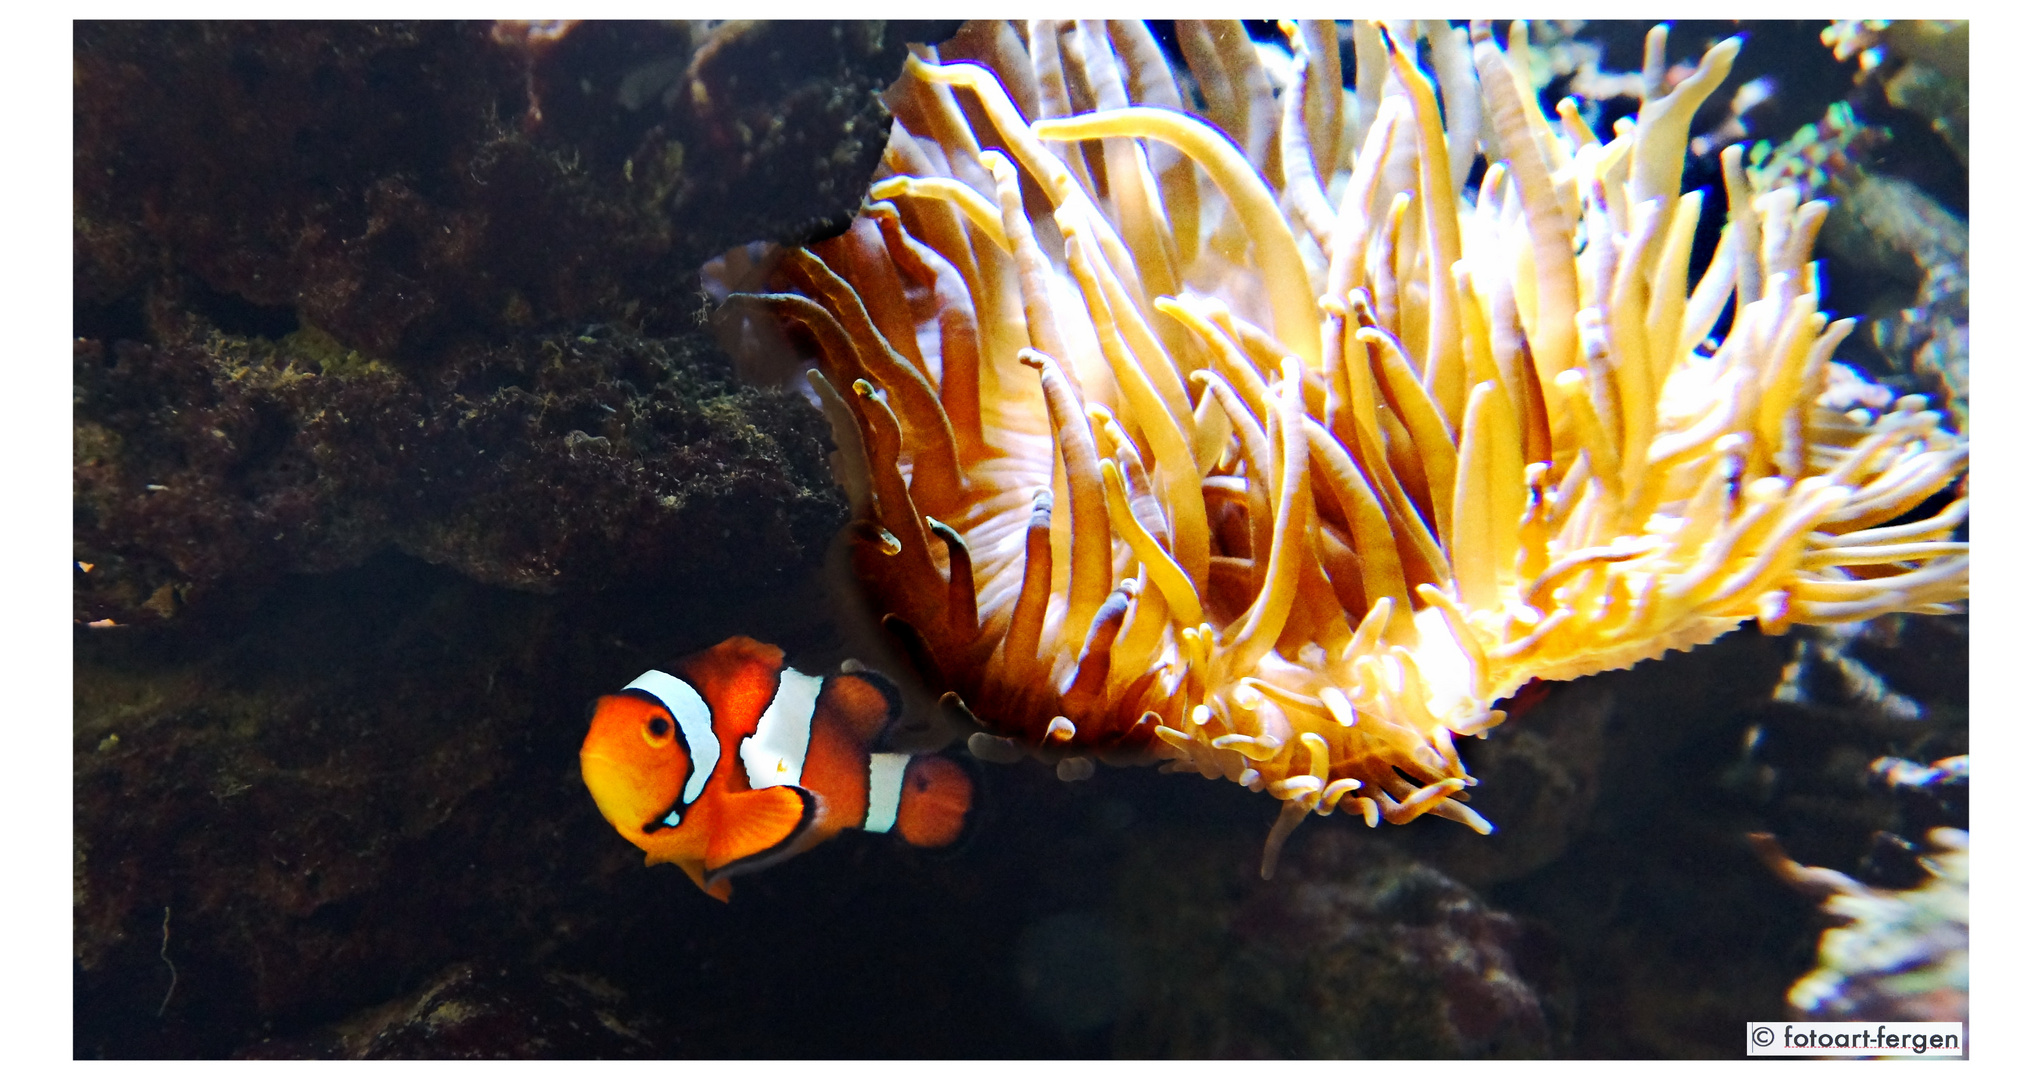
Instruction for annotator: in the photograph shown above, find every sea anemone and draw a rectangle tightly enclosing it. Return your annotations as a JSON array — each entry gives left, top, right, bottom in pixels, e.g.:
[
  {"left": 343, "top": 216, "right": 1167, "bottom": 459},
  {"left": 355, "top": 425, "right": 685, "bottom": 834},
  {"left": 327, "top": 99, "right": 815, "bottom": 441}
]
[{"left": 730, "top": 20, "right": 1969, "bottom": 870}]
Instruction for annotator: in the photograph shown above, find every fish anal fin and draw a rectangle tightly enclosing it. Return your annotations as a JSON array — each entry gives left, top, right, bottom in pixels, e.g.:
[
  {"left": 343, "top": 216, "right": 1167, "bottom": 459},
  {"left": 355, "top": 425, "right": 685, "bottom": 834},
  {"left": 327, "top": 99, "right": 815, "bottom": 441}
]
[
  {"left": 703, "top": 785, "right": 820, "bottom": 880},
  {"left": 645, "top": 851, "right": 732, "bottom": 903}
]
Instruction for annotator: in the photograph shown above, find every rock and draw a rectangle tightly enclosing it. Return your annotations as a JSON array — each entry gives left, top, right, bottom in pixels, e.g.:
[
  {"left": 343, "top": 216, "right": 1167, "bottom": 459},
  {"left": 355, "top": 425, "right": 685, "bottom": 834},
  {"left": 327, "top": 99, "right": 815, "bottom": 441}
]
[
  {"left": 235, "top": 964, "right": 667, "bottom": 1059},
  {"left": 1111, "top": 829, "right": 1566, "bottom": 1058},
  {"left": 73, "top": 19, "right": 961, "bottom": 626}
]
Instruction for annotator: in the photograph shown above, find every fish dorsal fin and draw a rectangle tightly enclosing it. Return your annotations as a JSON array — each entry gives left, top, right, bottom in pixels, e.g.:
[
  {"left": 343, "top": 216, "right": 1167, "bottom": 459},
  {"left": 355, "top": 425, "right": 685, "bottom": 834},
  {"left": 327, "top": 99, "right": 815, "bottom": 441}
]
[
  {"left": 678, "top": 637, "right": 785, "bottom": 748},
  {"left": 814, "top": 670, "right": 901, "bottom": 746}
]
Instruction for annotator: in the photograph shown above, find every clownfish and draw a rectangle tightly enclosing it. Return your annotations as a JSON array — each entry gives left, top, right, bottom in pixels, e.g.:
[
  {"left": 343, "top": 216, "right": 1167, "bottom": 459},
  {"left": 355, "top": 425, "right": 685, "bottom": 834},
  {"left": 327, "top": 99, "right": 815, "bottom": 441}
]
[{"left": 580, "top": 636, "right": 972, "bottom": 900}]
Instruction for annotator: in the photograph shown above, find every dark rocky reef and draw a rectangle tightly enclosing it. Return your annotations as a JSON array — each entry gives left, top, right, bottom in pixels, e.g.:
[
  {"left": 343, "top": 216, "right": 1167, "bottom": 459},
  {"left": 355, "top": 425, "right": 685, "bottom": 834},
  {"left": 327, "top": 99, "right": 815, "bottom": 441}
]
[
  {"left": 235, "top": 964, "right": 675, "bottom": 1059},
  {"left": 74, "top": 19, "right": 959, "bottom": 625},
  {"left": 1111, "top": 829, "right": 1567, "bottom": 1058},
  {"left": 73, "top": 17, "right": 966, "bottom": 1058},
  {"left": 74, "top": 21, "right": 950, "bottom": 359},
  {"left": 74, "top": 326, "right": 841, "bottom": 620},
  {"left": 1091, "top": 613, "right": 1962, "bottom": 1059}
]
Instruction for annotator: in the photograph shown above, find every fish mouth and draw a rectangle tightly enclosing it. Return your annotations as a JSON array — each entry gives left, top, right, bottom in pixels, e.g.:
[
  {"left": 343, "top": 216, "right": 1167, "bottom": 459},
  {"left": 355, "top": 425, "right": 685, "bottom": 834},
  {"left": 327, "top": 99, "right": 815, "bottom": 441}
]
[{"left": 579, "top": 747, "right": 674, "bottom": 841}]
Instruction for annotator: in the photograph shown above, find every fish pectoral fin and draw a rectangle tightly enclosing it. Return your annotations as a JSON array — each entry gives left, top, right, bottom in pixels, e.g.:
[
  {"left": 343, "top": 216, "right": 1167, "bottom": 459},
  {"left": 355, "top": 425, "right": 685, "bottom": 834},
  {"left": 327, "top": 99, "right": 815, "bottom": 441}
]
[{"left": 702, "top": 785, "right": 821, "bottom": 880}]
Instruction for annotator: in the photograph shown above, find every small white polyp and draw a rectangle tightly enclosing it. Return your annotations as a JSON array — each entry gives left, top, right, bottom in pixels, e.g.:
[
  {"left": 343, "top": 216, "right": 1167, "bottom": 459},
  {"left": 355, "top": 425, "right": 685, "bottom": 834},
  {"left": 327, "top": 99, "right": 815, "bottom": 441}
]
[
  {"left": 624, "top": 670, "right": 718, "bottom": 806},
  {"left": 862, "top": 752, "right": 911, "bottom": 832}
]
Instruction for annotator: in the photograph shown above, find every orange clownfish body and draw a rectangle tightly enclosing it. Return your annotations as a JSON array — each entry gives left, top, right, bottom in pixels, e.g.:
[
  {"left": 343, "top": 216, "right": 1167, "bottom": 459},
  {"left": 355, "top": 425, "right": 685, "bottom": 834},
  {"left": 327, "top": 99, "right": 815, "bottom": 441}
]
[{"left": 580, "top": 636, "right": 972, "bottom": 900}]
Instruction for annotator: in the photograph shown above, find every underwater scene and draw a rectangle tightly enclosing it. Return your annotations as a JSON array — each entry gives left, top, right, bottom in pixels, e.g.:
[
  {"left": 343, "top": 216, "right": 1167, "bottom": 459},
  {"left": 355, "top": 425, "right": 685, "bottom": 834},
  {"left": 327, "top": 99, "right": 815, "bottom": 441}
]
[{"left": 74, "top": 20, "right": 1969, "bottom": 1059}]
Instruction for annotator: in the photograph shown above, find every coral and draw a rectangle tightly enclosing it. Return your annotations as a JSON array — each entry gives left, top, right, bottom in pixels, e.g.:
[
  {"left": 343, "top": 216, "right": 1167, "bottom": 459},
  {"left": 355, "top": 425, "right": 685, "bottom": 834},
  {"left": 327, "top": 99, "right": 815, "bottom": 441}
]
[
  {"left": 70, "top": 18, "right": 962, "bottom": 1059},
  {"left": 1754, "top": 824, "right": 1968, "bottom": 1023},
  {"left": 74, "top": 326, "right": 843, "bottom": 624},
  {"left": 73, "top": 20, "right": 953, "bottom": 356},
  {"left": 1463, "top": 623, "right": 1877, "bottom": 1057},
  {"left": 1751, "top": 106, "right": 1968, "bottom": 431},
  {"left": 71, "top": 20, "right": 979, "bottom": 624},
  {"left": 1111, "top": 829, "right": 1564, "bottom": 1057},
  {"left": 1823, "top": 21, "right": 1967, "bottom": 165},
  {"left": 1748, "top": 608, "right": 1967, "bottom": 875},
  {"left": 736, "top": 19, "right": 1969, "bottom": 854},
  {"left": 235, "top": 964, "right": 671, "bottom": 1058},
  {"left": 75, "top": 557, "right": 592, "bottom": 1047}
]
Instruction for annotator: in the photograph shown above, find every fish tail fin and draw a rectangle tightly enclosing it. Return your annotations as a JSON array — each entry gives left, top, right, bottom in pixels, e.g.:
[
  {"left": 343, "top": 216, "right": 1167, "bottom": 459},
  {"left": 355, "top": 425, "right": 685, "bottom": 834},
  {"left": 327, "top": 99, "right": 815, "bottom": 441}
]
[{"left": 894, "top": 755, "right": 973, "bottom": 848}]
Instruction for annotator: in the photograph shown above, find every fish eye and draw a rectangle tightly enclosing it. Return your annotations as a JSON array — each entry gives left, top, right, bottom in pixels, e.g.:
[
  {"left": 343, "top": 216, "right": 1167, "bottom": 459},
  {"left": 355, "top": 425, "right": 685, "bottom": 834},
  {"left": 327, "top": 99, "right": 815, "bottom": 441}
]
[
  {"left": 641, "top": 713, "right": 673, "bottom": 747},
  {"left": 648, "top": 716, "right": 669, "bottom": 737}
]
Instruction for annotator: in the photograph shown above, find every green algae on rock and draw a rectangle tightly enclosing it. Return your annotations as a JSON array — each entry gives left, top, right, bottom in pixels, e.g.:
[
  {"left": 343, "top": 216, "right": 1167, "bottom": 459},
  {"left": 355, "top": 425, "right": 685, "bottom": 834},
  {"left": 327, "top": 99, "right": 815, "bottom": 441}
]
[
  {"left": 74, "top": 326, "right": 844, "bottom": 625},
  {"left": 73, "top": 20, "right": 967, "bottom": 626}
]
